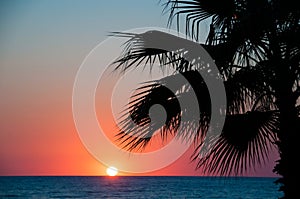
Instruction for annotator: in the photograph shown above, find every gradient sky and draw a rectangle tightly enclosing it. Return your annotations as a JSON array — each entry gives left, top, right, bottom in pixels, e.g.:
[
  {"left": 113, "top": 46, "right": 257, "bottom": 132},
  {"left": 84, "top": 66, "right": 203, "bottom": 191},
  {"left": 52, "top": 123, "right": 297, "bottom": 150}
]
[{"left": 0, "top": 0, "right": 278, "bottom": 176}]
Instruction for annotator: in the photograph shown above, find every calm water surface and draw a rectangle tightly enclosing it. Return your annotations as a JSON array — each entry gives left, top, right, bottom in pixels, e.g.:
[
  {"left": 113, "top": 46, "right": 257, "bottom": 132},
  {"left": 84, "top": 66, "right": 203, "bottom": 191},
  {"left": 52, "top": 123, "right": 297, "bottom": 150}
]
[{"left": 0, "top": 176, "right": 283, "bottom": 198}]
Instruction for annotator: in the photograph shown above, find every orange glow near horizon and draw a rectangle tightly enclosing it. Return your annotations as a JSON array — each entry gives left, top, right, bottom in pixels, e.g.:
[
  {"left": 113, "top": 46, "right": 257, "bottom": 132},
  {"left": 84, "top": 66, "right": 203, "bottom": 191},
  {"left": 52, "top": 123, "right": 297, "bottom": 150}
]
[{"left": 0, "top": 85, "right": 280, "bottom": 177}]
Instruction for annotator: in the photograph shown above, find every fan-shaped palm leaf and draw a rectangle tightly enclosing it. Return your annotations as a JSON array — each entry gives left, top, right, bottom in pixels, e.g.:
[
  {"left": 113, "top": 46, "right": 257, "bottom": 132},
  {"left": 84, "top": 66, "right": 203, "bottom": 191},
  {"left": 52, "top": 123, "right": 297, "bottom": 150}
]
[
  {"left": 193, "top": 110, "right": 279, "bottom": 175},
  {"left": 116, "top": 70, "right": 211, "bottom": 150}
]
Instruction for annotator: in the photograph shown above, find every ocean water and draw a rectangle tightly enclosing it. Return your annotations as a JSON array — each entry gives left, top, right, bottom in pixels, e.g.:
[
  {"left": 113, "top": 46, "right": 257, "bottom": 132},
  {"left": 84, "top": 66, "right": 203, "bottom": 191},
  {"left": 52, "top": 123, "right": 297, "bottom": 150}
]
[{"left": 0, "top": 176, "right": 283, "bottom": 198}]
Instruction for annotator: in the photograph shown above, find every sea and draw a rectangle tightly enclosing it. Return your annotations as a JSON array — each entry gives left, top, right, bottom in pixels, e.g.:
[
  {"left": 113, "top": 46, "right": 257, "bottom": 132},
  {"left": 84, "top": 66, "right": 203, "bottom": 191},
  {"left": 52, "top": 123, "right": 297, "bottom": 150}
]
[{"left": 0, "top": 176, "right": 283, "bottom": 198}]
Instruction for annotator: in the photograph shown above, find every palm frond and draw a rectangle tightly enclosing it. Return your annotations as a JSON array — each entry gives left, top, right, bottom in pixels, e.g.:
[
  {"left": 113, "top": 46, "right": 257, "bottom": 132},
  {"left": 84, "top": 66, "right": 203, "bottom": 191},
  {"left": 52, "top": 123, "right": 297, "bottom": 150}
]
[
  {"left": 163, "top": 0, "right": 236, "bottom": 40},
  {"left": 111, "top": 31, "right": 192, "bottom": 72},
  {"left": 193, "top": 110, "right": 279, "bottom": 175},
  {"left": 116, "top": 83, "right": 180, "bottom": 151},
  {"left": 225, "top": 61, "right": 277, "bottom": 114},
  {"left": 202, "top": 40, "right": 270, "bottom": 78},
  {"left": 116, "top": 70, "right": 211, "bottom": 150},
  {"left": 111, "top": 30, "right": 231, "bottom": 76},
  {"left": 277, "top": 21, "right": 300, "bottom": 62}
]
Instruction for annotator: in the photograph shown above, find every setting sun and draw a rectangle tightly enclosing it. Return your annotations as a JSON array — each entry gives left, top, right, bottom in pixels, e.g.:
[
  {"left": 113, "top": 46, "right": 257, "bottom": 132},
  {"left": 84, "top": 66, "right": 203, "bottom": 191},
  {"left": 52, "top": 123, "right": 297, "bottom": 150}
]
[{"left": 106, "top": 166, "right": 118, "bottom": 176}]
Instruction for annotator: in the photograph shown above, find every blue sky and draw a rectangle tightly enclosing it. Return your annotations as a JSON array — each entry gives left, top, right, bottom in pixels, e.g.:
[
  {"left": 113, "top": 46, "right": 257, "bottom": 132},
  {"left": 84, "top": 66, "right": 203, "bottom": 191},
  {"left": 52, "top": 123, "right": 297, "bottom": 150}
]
[{"left": 0, "top": 1, "right": 177, "bottom": 86}]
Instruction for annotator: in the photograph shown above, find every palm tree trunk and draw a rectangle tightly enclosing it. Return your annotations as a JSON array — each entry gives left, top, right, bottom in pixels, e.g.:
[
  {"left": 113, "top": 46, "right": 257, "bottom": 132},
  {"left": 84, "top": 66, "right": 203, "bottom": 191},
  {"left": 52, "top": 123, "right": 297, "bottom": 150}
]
[{"left": 274, "top": 90, "right": 299, "bottom": 198}]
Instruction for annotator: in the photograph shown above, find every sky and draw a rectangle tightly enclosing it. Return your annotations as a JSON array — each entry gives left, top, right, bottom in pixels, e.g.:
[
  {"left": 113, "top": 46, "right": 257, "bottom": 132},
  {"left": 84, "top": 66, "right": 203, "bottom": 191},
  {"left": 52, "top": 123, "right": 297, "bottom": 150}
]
[{"left": 0, "top": 0, "right": 278, "bottom": 176}]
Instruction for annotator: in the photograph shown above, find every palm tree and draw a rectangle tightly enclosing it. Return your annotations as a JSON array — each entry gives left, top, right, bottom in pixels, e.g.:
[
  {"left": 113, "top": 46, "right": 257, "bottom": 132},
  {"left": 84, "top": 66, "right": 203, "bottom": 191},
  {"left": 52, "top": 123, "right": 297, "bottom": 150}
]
[{"left": 112, "top": 0, "right": 299, "bottom": 198}]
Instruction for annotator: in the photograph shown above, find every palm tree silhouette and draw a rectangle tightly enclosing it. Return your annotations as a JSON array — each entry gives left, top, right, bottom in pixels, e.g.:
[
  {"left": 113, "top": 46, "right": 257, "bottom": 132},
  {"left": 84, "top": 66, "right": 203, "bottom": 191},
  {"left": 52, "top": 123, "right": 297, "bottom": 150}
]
[{"left": 112, "top": 0, "right": 299, "bottom": 198}]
